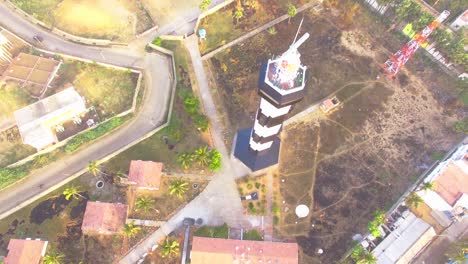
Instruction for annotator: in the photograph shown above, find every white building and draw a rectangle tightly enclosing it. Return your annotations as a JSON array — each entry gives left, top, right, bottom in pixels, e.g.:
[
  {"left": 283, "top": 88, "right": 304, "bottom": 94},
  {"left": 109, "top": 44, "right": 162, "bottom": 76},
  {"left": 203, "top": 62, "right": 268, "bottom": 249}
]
[
  {"left": 14, "top": 87, "right": 86, "bottom": 150},
  {"left": 372, "top": 211, "right": 436, "bottom": 264},
  {"left": 417, "top": 143, "right": 468, "bottom": 225},
  {"left": 450, "top": 9, "right": 468, "bottom": 31}
]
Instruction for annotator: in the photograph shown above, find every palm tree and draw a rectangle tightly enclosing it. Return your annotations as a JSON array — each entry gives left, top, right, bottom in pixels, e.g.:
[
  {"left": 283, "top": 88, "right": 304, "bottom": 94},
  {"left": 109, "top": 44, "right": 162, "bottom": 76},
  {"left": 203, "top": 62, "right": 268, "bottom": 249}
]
[
  {"left": 88, "top": 160, "right": 100, "bottom": 176},
  {"left": 63, "top": 186, "right": 85, "bottom": 201},
  {"left": 194, "top": 146, "right": 211, "bottom": 167},
  {"left": 267, "top": 26, "right": 277, "bottom": 35},
  {"left": 169, "top": 179, "right": 189, "bottom": 198},
  {"left": 177, "top": 153, "right": 194, "bottom": 170},
  {"left": 419, "top": 181, "right": 435, "bottom": 191},
  {"left": 160, "top": 238, "right": 180, "bottom": 258},
  {"left": 135, "top": 197, "right": 154, "bottom": 213},
  {"left": 405, "top": 191, "right": 423, "bottom": 208},
  {"left": 287, "top": 4, "right": 297, "bottom": 24},
  {"left": 351, "top": 245, "right": 377, "bottom": 264},
  {"left": 234, "top": 7, "right": 244, "bottom": 23},
  {"left": 122, "top": 222, "right": 141, "bottom": 238},
  {"left": 43, "top": 250, "right": 65, "bottom": 264}
]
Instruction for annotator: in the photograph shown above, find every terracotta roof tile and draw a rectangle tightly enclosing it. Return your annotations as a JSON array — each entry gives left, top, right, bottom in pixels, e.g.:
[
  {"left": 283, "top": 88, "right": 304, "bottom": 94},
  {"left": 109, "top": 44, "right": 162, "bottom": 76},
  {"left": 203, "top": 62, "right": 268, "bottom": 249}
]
[
  {"left": 4, "top": 239, "right": 47, "bottom": 264},
  {"left": 191, "top": 237, "right": 299, "bottom": 264},
  {"left": 81, "top": 201, "right": 128, "bottom": 234},
  {"left": 128, "top": 160, "right": 163, "bottom": 189}
]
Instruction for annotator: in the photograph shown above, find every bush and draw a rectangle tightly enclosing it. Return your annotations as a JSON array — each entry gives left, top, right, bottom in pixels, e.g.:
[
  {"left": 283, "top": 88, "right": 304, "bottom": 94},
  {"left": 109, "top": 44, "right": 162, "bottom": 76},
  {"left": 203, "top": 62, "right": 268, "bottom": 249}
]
[
  {"left": 254, "top": 182, "right": 261, "bottom": 189},
  {"left": 183, "top": 95, "right": 200, "bottom": 116},
  {"left": 213, "top": 224, "right": 229, "bottom": 238},
  {"left": 248, "top": 202, "right": 254, "bottom": 210},
  {"left": 152, "top": 37, "right": 162, "bottom": 46},
  {"left": 208, "top": 149, "right": 222, "bottom": 171},
  {"left": 272, "top": 202, "right": 280, "bottom": 215},
  {"left": 273, "top": 215, "right": 279, "bottom": 225},
  {"left": 194, "top": 114, "right": 209, "bottom": 131},
  {"left": 453, "top": 118, "right": 468, "bottom": 134},
  {"left": 194, "top": 224, "right": 228, "bottom": 238},
  {"left": 65, "top": 117, "right": 124, "bottom": 153},
  {"left": 246, "top": 183, "right": 253, "bottom": 190},
  {"left": 0, "top": 162, "right": 33, "bottom": 190},
  {"left": 243, "top": 230, "right": 263, "bottom": 241}
]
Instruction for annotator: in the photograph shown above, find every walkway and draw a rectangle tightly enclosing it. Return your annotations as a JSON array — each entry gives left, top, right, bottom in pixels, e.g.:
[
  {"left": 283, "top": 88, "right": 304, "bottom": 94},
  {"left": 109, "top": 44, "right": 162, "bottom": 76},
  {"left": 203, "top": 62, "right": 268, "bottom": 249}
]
[{"left": 118, "top": 34, "right": 252, "bottom": 264}]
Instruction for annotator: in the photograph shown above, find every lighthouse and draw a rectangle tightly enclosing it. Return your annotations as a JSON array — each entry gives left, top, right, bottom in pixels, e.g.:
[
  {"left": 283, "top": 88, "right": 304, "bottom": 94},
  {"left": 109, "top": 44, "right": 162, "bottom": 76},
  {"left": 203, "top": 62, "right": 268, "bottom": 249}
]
[{"left": 233, "top": 32, "right": 309, "bottom": 171}]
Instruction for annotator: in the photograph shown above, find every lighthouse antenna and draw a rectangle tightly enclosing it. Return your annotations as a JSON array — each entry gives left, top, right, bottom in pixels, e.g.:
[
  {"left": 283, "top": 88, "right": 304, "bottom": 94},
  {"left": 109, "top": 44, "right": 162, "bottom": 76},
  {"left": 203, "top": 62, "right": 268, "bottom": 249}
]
[{"left": 292, "top": 16, "right": 305, "bottom": 46}]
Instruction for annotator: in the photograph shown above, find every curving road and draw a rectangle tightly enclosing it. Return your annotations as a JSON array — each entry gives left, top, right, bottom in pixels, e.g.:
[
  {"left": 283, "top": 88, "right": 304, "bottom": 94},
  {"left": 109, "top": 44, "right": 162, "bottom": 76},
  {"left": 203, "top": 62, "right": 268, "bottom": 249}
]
[{"left": 0, "top": 3, "right": 173, "bottom": 219}]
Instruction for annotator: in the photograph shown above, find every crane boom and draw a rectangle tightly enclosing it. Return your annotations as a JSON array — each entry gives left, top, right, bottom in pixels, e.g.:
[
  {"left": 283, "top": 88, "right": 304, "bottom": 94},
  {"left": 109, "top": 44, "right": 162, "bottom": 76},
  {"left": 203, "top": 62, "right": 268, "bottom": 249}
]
[{"left": 381, "top": 10, "right": 450, "bottom": 78}]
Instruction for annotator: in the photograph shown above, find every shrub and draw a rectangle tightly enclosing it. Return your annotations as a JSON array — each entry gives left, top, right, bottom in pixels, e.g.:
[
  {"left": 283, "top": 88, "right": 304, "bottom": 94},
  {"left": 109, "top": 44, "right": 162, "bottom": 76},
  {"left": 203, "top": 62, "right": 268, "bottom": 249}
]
[
  {"left": 213, "top": 224, "right": 229, "bottom": 238},
  {"left": 273, "top": 215, "right": 279, "bottom": 225},
  {"left": 194, "top": 114, "right": 209, "bottom": 131},
  {"left": 246, "top": 183, "right": 253, "bottom": 190},
  {"left": 431, "top": 151, "right": 445, "bottom": 161},
  {"left": 243, "top": 230, "right": 263, "bottom": 241},
  {"left": 183, "top": 95, "right": 200, "bottom": 116},
  {"left": 65, "top": 117, "right": 124, "bottom": 153},
  {"left": 272, "top": 202, "right": 280, "bottom": 215},
  {"left": 0, "top": 162, "right": 33, "bottom": 190},
  {"left": 208, "top": 149, "right": 222, "bottom": 171},
  {"left": 255, "top": 182, "right": 261, "bottom": 189},
  {"left": 453, "top": 118, "right": 468, "bottom": 134},
  {"left": 248, "top": 202, "right": 254, "bottom": 210},
  {"left": 152, "top": 37, "right": 162, "bottom": 46}
]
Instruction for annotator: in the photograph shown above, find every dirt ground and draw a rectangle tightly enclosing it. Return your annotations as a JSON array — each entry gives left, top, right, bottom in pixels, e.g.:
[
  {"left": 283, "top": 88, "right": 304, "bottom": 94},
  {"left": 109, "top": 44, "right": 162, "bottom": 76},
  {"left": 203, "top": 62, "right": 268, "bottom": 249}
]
[{"left": 208, "top": 7, "right": 465, "bottom": 263}]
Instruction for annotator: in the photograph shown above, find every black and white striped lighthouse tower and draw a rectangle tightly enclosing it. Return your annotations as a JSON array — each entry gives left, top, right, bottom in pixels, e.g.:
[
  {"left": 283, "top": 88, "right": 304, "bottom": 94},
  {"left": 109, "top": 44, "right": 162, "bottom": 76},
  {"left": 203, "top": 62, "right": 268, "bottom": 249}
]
[{"left": 234, "top": 32, "right": 309, "bottom": 171}]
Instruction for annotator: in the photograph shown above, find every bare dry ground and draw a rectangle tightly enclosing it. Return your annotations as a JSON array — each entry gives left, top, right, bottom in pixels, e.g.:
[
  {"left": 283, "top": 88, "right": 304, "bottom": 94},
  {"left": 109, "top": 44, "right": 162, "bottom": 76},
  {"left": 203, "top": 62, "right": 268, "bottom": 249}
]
[{"left": 208, "top": 6, "right": 465, "bottom": 263}]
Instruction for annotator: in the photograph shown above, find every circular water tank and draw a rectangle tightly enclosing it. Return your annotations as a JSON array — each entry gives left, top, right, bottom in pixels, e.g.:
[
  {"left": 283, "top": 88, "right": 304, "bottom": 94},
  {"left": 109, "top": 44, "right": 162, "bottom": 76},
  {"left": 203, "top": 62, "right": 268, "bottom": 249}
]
[{"left": 295, "top": 204, "right": 309, "bottom": 218}]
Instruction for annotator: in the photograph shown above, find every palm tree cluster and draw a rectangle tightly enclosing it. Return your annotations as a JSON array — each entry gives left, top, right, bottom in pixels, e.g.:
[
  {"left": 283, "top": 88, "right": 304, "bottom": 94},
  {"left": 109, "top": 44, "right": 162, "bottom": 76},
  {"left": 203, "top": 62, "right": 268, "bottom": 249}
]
[
  {"left": 122, "top": 222, "right": 141, "bottom": 238},
  {"left": 63, "top": 186, "right": 85, "bottom": 201},
  {"left": 177, "top": 146, "right": 221, "bottom": 171},
  {"left": 405, "top": 191, "right": 423, "bottom": 208},
  {"left": 43, "top": 250, "right": 65, "bottom": 264},
  {"left": 135, "top": 197, "right": 155, "bottom": 213},
  {"left": 351, "top": 245, "right": 377, "bottom": 264}
]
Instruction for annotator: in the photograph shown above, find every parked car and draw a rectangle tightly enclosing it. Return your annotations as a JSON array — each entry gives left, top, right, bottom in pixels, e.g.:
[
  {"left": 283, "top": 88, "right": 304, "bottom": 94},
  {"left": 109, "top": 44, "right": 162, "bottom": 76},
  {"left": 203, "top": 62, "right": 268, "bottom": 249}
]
[
  {"left": 240, "top": 192, "right": 258, "bottom": 201},
  {"left": 33, "top": 35, "right": 43, "bottom": 42}
]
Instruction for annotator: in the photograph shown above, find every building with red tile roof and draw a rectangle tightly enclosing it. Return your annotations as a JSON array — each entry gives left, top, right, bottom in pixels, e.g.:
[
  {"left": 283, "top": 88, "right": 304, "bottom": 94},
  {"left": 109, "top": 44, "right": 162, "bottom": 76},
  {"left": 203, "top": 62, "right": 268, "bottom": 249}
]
[
  {"left": 190, "top": 237, "right": 299, "bottom": 264},
  {"left": 4, "top": 238, "right": 48, "bottom": 264},
  {"left": 128, "top": 160, "right": 163, "bottom": 190},
  {"left": 81, "top": 201, "right": 128, "bottom": 235}
]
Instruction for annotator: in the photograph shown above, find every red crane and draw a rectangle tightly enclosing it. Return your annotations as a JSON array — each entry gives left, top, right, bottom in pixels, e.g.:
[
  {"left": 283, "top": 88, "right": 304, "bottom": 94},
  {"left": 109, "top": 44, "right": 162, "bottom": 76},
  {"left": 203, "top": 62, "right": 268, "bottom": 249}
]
[{"left": 381, "top": 10, "right": 450, "bottom": 79}]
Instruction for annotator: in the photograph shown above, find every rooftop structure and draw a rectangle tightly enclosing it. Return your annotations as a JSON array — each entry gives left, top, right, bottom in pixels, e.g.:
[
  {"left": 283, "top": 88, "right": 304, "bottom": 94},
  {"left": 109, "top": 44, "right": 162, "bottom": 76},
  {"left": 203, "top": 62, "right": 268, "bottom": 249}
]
[
  {"left": 190, "top": 237, "right": 299, "bottom": 264},
  {"left": 81, "top": 201, "right": 128, "bottom": 235},
  {"left": 14, "top": 87, "right": 86, "bottom": 150},
  {"left": 4, "top": 238, "right": 48, "bottom": 264},
  {"left": 128, "top": 160, "right": 163, "bottom": 190},
  {"left": 372, "top": 211, "right": 436, "bottom": 264},
  {"left": 417, "top": 143, "right": 468, "bottom": 223},
  {"left": 1, "top": 53, "right": 61, "bottom": 92},
  {"left": 450, "top": 9, "right": 468, "bottom": 31}
]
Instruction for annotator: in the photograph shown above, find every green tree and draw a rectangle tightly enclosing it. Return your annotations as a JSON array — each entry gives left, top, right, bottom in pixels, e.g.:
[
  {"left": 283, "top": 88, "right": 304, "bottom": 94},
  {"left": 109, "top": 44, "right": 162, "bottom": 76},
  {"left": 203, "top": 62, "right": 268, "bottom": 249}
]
[
  {"left": 199, "top": 0, "right": 212, "bottom": 12},
  {"left": 43, "top": 250, "right": 65, "bottom": 264},
  {"left": 351, "top": 245, "right": 377, "bottom": 264},
  {"left": 431, "top": 29, "right": 452, "bottom": 47},
  {"left": 63, "top": 186, "right": 85, "bottom": 201},
  {"left": 446, "top": 37, "right": 468, "bottom": 66},
  {"left": 135, "top": 197, "right": 154, "bottom": 213},
  {"left": 177, "top": 153, "right": 194, "bottom": 169},
  {"left": 160, "top": 238, "right": 180, "bottom": 258},
  {"left": 234, "top": 6, "right": 244, "bottom": 23},
  {"left": 169, "top": 179, "right": 189, "bottom": 198},
  {"left": 122, "top": 222, "right": 141, "bottom": 238},
  {"left": 208, "top": 149, "right": 222, "bottom": 171},
  {"left": 267, "top": 26, "right": 277, "bottom": 35},
  {"left": 405, "top": 191, "right": 423, "bottom": 208},
  {"left": 287, "top": 4, "right": 297, "bottom": 24},
  {"left": 194, "top": 146, "right": 211, "bottom": 167},
  {"left": 453, "top": 118, "right": 468, "bottom": 134},
  {"left": 395, "top": 0, "right": 421, "bottom": 22}
]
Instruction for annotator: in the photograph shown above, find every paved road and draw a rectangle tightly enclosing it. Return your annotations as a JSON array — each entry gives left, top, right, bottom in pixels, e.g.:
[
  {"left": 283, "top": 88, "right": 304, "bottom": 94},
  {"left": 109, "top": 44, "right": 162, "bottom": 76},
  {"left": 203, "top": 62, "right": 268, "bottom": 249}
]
[{"left": 0, "top": 4, "right": 174, "bottom": 219}]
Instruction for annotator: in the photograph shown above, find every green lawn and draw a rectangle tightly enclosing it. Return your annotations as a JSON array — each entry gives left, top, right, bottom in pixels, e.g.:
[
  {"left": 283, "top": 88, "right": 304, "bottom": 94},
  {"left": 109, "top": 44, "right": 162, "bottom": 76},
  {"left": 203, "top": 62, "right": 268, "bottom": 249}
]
[{"left": 194, "top": 223, "right": 229, "bottom": 239}]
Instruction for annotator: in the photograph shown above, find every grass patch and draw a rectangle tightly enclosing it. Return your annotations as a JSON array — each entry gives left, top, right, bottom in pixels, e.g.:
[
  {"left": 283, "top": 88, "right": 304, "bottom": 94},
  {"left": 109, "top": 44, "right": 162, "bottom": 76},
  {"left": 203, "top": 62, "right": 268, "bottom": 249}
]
[
  {"left": 0, "top": 161, "right": 33, "bottom": 190},
  {"left": 194, "top": 223, "right": 229, "bottom": 239},
  {"left": 430, "top": 151, "right": 445, "bottom": 161},
  {"left": 243, "top": 229, "right": 263, "bottom": 241},
  {"left": 10, "top": 0, "right": 60, "bottom": 25}
]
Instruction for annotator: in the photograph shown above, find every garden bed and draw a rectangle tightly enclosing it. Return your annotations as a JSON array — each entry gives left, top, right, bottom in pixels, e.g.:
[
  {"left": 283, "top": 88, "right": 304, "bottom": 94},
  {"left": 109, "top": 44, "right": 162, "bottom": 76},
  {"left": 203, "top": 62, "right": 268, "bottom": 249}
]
[{"left": 237, "top": 175, "right": 267, "bottom": 215}]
